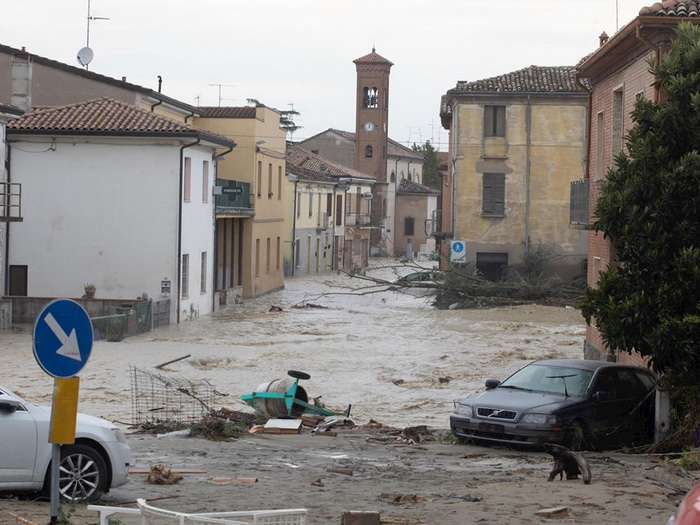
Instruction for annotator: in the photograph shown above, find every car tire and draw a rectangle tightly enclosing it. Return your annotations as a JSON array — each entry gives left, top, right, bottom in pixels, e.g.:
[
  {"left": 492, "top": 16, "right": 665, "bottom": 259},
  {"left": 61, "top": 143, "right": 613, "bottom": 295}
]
[
  {"left": 563, "top": 420, "right": 590, "bottom": 451},
  {"left": 43, "top": 444, "right": 109, "bottom": 502}
]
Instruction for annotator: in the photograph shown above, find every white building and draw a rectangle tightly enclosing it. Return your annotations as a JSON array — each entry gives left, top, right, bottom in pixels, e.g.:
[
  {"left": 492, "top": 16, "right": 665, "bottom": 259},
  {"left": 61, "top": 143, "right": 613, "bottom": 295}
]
[{"left": 5, "top": 97, "right": 235, "bottom": 323}]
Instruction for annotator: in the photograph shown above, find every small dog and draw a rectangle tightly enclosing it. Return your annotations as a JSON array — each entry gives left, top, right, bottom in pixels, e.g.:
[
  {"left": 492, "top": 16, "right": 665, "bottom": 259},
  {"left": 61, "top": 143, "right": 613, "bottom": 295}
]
[{"left": 544, "top": 442, "right": 591, "bottom": 484}]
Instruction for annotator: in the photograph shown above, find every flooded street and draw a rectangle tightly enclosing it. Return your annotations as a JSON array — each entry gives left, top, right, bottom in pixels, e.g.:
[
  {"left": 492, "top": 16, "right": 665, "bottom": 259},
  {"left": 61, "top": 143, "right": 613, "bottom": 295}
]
[
  {"left": 5, "top": 261, "right": 586, "bottom": 429},
  {"left": 4, "top": 262, "right": 695, "bottom": 525}
]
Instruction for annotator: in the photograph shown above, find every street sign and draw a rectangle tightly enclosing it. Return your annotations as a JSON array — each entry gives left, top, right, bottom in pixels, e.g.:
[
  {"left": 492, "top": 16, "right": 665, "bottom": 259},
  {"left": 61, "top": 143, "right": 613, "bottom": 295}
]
[
  {"left": 33, "top": 299, "right": 93, "bottom": 378},
  {"left": 450, "top": 240, "right": 467, "bottom": 263}
]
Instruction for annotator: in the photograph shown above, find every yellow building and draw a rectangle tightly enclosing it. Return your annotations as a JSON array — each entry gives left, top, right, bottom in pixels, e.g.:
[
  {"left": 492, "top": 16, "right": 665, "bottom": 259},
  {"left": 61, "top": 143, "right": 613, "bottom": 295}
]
[
  {"left": 440, "top": 66, "right": 588, "bottom": 280},
  {"left": 195, "top": 105, "right": 286, "bottom": 299}
]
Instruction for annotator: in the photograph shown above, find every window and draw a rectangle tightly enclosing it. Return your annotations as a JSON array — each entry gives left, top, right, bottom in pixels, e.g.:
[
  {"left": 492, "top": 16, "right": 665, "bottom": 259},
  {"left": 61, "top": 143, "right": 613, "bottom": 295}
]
[
  {"left": 308, "top": 191, "right": 313, "bottom": 217},
  {"left": 476, "top": 252, "right": 508, "bottom": 282},
  {"left": 266, "top": 238, "right": 271, "bottom": 273},
  {"left": 326, "top": 193, "right": 332, "bottom": 216},
  {"left": 484, "top": 105, "right": 506, "bottom": 137},
  {"left": 257, "top": 161, "right": 262, "bottom": 197},
  {"left": 365, "top": 145, "right": 373, "bottom": 158},
  {"left": 276, "top": 237, "right": 281, "bottom": 270},
  {"left": 596, "top": 112, "right": 604, "bottom": 179},
  {"left": 202, "top": 160, "right": 209, "bottom": 203},
  {"left": 297, "top": 192, "right": 302, "bottom": 217},
  {"left": 268, "top": 163, "right": 273, "bottom": 198},
  {"left": 295, "top": 239, "right": 301, "bottom": 267},
  {"left": 363, "top": 87, "right": 378, "bottom": 108},
  {"left": 255, "top": 239, "right": 260, "bottom": 276},
  {"left": 390, "top": 170, "right": 395, "bottom": 182},
  {"left": 482, "top": 173, "right": 505, "bottom": 216},
  {"left": 183, "top": 157, "right": 192, "bottom": 202},
  {"left": 612, "top": 88, "right": 624, "bottom": 157},
  {"left": 200, "top": 252, "right": 207, "bottom": 293},
  {"left": 277, "top": 166, "right": 282, "bottom": 200},
  {"left": 404, "top": 217, "right": 415, "bottom": 236},
  {"left": 336, "top": 194, "right": 343, "bottom": 226},
  {"left": 181, "top": 254, "right": 189, "bottom": 298}
]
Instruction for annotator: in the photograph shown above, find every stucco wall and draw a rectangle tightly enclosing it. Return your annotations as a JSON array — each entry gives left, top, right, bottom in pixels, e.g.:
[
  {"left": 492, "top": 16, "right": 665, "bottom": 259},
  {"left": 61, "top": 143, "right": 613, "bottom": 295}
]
[
  {"left": 451, "top": 96, "right": 588, "bottom": 277},
  {"left": 8, "top": 138, "right": 218, "bottom": 323}
]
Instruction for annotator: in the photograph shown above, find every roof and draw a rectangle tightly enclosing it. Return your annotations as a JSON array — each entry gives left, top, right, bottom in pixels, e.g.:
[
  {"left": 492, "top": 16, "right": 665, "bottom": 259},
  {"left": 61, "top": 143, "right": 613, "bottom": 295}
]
[
  {"left": 640, "top": 0, "right": 700, "bottom": 16},
  {"left": 197, "top": 106, "right": 259, "bottom": 119},
  {"left": 0, "top": 43, "right": 199, "bottom": 115},
  {"left": 353, "top": 48, "right": 394, "bottom": 66},
  {"left": 321, "top": 128, "right": 424, "bottom": 160},
  {"left": 286, "top": 144, "right": 375, "bottom": 182},
  {"left": 0, "top": 103, "right": 23, "bottom": 116},
  {"left": 447, "top": 65, "right": 589, "bottom": 94},
  {"left": 6, "top": 97, "right": 235, "bottom": 147},
  {"left": 397, "top": 178, "right": 439, "bottom": 195}
]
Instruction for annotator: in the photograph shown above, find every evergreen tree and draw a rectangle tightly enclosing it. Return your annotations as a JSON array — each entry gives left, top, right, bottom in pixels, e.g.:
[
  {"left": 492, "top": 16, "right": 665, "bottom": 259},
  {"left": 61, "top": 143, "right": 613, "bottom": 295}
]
[
  {"left": 581, "top": 22, "right": 700, "bottom": 378},
  {"left": 412, "top": 140, "right": 441, "bottom": 189}
]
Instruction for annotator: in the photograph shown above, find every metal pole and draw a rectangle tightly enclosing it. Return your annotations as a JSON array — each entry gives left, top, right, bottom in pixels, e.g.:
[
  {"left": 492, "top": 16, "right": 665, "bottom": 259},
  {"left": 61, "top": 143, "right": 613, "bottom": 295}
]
[{"left": 50, "top": 443, "right": 60, "bottom": 524}]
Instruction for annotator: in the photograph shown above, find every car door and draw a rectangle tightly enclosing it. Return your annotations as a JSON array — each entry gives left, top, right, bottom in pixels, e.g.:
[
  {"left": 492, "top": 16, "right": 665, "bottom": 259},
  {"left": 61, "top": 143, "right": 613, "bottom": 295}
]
[{"left": 0, "top": 399, "right": 39, "bottom": 483}]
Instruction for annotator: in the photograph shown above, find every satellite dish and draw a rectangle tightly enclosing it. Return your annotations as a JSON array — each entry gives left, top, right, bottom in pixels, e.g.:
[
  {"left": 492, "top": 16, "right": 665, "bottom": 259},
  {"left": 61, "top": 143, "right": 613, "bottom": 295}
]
[{"left": 77, "top": 47, "right": 94, "bottom": 66}]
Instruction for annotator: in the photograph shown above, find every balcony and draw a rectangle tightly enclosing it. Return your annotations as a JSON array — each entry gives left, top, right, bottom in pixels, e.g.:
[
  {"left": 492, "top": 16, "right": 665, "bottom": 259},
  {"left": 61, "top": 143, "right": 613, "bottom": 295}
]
[
  {"left": 215, "top": 179, "right": 253, "bottom": 217},
  {"left": 346, "top": 213, "right": 380, "bottom": 228},
  {"left": 569, "top": 179, "right": 603, "bottom": 229}
]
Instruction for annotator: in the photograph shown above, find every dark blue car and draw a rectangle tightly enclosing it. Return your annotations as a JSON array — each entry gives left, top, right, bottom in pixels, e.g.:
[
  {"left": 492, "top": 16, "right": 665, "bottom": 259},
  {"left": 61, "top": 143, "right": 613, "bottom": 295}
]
[{"left": 450, "top": 359, "right": 656, "bottom": 450}]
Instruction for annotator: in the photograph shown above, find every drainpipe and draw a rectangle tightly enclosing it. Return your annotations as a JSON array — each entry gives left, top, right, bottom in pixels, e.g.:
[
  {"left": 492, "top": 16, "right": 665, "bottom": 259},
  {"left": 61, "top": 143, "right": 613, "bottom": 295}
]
[
  {"left": 636, "top": 24, "right": 662, "bottom": 102},
  {"left": 177, "top": 138, "right": 201, "bottom": 324},
  {"left": 3, "top": 144, "right": 11, "bottom": 295},
  {"left": 524, "top": 97, "right": 532, "bottom": 257},
  {"left": 574, "top": 72, "right": 593, "bottom": 181},
  {"left": 291, "top": 176, "right": 299, "bottom": 276}
]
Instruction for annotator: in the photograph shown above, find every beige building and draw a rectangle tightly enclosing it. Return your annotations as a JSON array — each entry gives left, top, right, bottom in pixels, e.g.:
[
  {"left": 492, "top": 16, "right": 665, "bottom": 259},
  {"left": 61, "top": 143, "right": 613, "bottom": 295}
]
[
  {"left": 285, "top": 144, "right": 375, "bottom": 273},
  {"left": 440, "top": 65, "right": 588, "bottom": 280},
  {"left": 195, "top": 106, "right": 286, "bottom": 299}
]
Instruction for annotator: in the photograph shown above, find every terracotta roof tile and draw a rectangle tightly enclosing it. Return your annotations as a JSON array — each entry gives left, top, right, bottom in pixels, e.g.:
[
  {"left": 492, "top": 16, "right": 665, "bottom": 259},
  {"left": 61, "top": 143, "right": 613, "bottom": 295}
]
[
  {"left": 449, "top": 65, "right": 587, "bottom": 94},
  {"left": 353, "top": 48, "right": 394, "bottom": 66},
  {"left": 398, "top": 178, "right": 439, "bottom": 194},
  {"left": 197, "top": 106, "right": 258, "bottom": 118},
  {"left": 287, "top": 144, "right": 374, "bottom": 181},
  {"left": 640, "top": 0, "right": 700, "bottom": 16},
  {"left": 6, "top": 97, "right": 234, "bottom": 146}
]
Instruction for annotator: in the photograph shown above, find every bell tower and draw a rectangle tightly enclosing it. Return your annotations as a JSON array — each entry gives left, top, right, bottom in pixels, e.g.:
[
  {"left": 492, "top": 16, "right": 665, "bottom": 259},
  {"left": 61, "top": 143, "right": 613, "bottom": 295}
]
[{"left": 353, "top": 48, "right": 393, "bottom": 181}]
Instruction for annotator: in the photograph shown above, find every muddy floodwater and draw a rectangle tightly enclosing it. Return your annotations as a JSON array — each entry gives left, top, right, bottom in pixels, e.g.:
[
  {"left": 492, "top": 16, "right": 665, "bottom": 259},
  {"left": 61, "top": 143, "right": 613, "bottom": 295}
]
[{"left": 3, "top": 261, "right": 586, "bottom": 429}]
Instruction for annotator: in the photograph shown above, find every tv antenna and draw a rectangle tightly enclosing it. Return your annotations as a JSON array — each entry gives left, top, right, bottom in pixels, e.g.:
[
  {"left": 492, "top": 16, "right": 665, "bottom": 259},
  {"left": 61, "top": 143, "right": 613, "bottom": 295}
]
[
  {"left": 207, "top": 84, "right": 236, "bottom": 106},
  {"left": 78, "top": 0, "right": 109, "bottom": 70}
]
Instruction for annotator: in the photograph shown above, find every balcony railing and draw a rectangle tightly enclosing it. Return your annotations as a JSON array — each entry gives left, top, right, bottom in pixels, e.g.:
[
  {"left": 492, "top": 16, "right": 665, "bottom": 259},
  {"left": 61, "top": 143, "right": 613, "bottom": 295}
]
[
  {"left": 346, "top": 213, "right": 379, "bottom": 228},
  {"left": 569, "top": 179, "right": 603, "bottom": 229},
  {"left": 215, "top": 179, "right": 253, "bottom": 215}
]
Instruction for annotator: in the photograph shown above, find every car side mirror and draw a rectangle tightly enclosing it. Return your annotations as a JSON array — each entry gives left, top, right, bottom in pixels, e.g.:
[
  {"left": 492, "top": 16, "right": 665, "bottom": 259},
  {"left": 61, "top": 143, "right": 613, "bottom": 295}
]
[
  {"left": 594, "top": 391, "right": 613, "bottom": 401},
  {"left": 485, "top": 379, "right": 501, "bottom": 390},
  {"left": 0, "top": 399, "right": 20, "bottom": 413}
]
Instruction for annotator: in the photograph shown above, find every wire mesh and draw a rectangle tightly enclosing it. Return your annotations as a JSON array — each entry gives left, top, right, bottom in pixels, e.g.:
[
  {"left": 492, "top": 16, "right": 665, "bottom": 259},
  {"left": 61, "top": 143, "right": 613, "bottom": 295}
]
[{"left": 130, "top": 366, "right": 224, "bottom": 424}]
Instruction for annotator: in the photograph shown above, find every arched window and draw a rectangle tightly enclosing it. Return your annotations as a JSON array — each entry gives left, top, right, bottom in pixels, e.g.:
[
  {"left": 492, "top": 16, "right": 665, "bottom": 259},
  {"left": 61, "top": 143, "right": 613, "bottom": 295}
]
[
  {"left": 365, "top": 145, "right": 373, "bottom": 158},
  {"left": 363, "top": 87, "right": 378, "bottom": 108},
  {"left": 390, "top": 171, "right": 395, "bottom": 182}
]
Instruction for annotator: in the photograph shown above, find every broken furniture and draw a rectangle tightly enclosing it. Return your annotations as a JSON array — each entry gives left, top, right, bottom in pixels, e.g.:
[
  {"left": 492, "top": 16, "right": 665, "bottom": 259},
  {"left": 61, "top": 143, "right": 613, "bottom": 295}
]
[{"left": 136, "top": 498, "right": 308, "bottom": 524}]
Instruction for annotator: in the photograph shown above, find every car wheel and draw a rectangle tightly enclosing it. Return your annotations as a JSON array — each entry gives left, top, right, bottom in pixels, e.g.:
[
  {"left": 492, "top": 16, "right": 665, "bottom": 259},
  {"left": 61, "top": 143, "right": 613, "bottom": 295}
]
[
  {"left": 563, "top": 420, "right": 590, "bottom": 451},
  {"left": 44, "top": 444, "right": 109, "bottom": 502}
]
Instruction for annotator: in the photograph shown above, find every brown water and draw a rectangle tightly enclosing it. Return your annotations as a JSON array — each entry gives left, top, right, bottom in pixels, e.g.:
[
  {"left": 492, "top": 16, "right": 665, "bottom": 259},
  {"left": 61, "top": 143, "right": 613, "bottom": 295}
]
[{"left": 2, "top": 261, "right": 586, "bottom": 429}]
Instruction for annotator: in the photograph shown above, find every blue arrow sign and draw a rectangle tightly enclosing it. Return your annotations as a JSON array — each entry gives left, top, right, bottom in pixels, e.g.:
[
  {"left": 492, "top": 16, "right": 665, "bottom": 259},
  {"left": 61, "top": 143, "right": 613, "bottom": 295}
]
[{"left": 33, "top": 299, "right": 93, "bottom": 378}]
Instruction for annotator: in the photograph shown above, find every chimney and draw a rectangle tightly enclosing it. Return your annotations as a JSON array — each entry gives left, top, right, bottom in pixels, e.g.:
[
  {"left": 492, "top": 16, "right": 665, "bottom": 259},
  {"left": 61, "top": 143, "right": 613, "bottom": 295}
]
[
  {"left": 599, "top": 31, "right": 609, "bottom": 47},
  {"left": 11, "top": 54, "right": 32, "bottom": 112}
]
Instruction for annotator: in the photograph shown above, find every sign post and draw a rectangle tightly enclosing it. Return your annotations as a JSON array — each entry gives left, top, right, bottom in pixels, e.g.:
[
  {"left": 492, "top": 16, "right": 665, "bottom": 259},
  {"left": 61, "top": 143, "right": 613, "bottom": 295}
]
[{"left": 33, "top": 299, "right": 93, "bottom": 524}]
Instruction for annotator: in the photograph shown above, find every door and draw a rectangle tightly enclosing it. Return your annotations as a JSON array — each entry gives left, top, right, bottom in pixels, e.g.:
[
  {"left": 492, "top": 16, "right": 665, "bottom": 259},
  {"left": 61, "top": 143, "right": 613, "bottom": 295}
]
[
  {"left": 9, "top": 265, "right": 27, "bottom": 296},
  {"left": 0, "top": 399, "right": 38, "bottom": 483}
]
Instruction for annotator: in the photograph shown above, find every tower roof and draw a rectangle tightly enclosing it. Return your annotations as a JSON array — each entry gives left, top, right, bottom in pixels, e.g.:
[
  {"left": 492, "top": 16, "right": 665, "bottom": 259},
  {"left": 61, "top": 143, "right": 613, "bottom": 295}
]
[{"left": 353, "top": 48, "right": 394, "bottom": 66}]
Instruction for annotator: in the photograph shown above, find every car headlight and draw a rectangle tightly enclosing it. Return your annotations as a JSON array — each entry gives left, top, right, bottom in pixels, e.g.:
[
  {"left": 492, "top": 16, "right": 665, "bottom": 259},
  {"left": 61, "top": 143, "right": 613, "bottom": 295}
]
[
  {"left": 111, "top": 427, "right": 128, "bottom": 444},
  {"left": 521, "top": 413, "right": 559, "bottom": 425},
  {"left": 454, "top": 401, "right": 473, "bottom": 417}
]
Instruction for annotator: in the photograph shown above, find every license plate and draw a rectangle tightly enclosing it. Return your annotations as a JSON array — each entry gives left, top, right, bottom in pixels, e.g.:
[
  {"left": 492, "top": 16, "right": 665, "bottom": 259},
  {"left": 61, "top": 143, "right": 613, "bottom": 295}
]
[{"left": 478, "top": 422, "right": 505, "bottom": 434}]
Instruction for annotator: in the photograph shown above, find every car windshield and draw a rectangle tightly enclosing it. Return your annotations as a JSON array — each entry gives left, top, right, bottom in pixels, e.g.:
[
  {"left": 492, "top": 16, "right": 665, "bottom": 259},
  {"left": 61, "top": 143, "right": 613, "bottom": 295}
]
[{"left": 500, "top": 364, "right": 594, "bottom": 396}]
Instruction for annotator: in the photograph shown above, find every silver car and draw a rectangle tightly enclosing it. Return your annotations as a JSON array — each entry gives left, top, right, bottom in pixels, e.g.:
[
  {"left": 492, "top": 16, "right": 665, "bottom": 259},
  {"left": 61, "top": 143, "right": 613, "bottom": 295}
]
[{"left": 0, "top": 385, "right": 131, "bottom": 501}]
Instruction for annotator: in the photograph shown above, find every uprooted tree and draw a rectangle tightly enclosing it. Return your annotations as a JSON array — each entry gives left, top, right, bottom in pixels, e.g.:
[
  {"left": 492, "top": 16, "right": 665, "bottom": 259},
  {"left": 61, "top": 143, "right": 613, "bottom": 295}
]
[{"left": 580, "top": 22, "right": 700, "bottom": 449}]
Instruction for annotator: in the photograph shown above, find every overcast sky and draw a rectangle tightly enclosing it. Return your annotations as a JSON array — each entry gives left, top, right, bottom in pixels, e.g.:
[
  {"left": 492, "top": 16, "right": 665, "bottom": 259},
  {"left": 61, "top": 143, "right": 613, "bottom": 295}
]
[{"left": 3, "top": 0, "right": 646, "bottom": 150}]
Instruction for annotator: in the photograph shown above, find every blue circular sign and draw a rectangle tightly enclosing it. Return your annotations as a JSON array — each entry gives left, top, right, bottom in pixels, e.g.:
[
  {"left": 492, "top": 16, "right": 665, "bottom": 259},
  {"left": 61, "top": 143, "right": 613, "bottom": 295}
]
[
  {"left": 452, "top": 241, "right": 465, "bottom": 253},
  {"left": 33, "top": 299, "right": 94, "bottom": 378}
]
